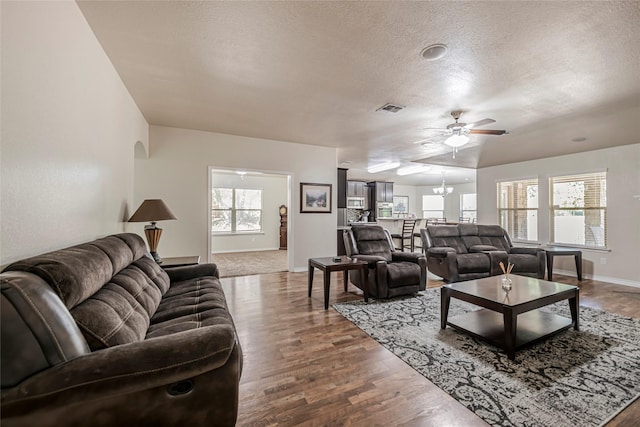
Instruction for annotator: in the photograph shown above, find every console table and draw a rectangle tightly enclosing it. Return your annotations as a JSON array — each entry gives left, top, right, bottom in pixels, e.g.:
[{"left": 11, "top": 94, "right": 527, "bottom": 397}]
[{"left": 545, "top": 248, "right": 582, "bottom": 281}]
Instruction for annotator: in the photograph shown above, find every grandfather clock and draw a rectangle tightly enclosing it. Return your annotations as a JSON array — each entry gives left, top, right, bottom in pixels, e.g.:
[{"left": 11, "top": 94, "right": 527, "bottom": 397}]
[{"left": 279, "top": 205, "right": 288, "bottom": 250}]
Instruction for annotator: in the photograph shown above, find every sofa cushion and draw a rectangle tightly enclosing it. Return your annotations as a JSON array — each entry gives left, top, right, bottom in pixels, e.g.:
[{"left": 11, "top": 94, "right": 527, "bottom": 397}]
[
  {"left": 469, "top": 245, "right": 500, "bottom": 252},
  {"left": 147, "top": 276, "right": 234, "bottom": 339},
  {"left": 71, "top": 256, "right": 170, "bottom": 350},
  {"left": 3, "top": 234, "right": 149, "bottom": 309},
  {"left": 456, "top": 253, "right": 491, "bottom": 273},
  {"left": 351, "top": 226, "right": 393, "bottom": 261}
]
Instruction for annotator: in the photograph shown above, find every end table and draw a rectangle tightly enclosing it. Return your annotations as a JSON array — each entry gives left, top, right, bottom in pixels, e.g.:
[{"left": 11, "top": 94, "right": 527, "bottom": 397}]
[
  {"left": 308, "top": 256, "right": 368, "bottom": 309},
  {"left": 160, "top": 256, "right": 200, "bottom": 269}
]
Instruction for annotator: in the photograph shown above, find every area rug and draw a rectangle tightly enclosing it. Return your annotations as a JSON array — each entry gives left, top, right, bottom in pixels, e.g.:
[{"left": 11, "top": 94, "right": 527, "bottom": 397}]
[{"left": 333, "top": 290, "right": 640, "bottom": 427}]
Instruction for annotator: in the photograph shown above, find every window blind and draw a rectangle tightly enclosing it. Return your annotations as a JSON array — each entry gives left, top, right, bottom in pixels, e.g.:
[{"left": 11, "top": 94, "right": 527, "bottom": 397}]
[
  {"left": 550, "top": 172, "right": 607, "bottom": 247},
  {"left": 497, "top": 178, "right": 539, "bottom": 241}
]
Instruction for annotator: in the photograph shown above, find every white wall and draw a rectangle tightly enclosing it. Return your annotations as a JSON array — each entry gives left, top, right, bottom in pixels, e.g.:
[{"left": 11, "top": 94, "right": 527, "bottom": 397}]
[
  {"left": 134, "top": 126, "right": 337, "bottom": 271},
  {"left": 210, "top": 171, "right": 288, "bottom": 253},
  {"left": 0, "top": 1, "right": 148, "bottom": 266},
  {"left": 477, "top": 144, "right": 640, "bottom": 286}
]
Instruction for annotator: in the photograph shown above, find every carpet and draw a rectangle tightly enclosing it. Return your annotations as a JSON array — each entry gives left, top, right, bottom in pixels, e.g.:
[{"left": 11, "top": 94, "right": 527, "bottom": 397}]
[
  {"left": 212, "top": 250, "right": 287, "bottom": 278},
  {"left": 333, "top": 289, "right": 640, "bottom": 427}
]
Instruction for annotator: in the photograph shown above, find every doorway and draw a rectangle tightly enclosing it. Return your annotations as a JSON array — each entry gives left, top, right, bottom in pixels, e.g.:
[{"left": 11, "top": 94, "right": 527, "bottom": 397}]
[{"left": 209, "top": 167, "right": 292, "bottom": 277}]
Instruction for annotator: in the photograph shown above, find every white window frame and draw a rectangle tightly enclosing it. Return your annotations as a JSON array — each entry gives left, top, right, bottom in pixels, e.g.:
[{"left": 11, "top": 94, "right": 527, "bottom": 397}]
[
  {"left": 460, "top": 193, "right": 477, "bottom": 222},
  {"left": 422, "top": 194, "right": 445, "bottom": 220},
  {"left": 550, "top": 171, "right": 607, "bottom": 249},
  {"left": 497, "top": 178, "right": 539, "bottom": 242},
  {"left": 212, "top": 187, "right": 263, "bottom": 234}
]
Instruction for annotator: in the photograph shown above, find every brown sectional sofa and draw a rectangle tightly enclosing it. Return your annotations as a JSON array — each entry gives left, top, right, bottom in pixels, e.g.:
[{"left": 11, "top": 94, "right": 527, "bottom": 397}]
[{"left": 0, "top": 233, "right": 242, "bottom": 426}]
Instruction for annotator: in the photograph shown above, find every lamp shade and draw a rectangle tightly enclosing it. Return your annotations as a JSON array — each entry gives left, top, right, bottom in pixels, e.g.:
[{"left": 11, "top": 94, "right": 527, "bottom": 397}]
[{"left": 128, "top": 199, "right": 177, "bottom": 223}]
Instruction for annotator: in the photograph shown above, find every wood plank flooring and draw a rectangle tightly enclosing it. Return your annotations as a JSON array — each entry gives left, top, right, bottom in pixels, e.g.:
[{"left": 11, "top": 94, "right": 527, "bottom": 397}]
[{"left": 220, "top": 272, "right": 640, "bottom": 427}]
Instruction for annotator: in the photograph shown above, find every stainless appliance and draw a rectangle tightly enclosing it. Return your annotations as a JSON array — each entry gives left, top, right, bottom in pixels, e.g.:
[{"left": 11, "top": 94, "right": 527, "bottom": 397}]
[
  {"left": 347, "top": 197, "right": 365, "bottom": 209},
  {"left": 376, "top": 202, "right": 393, "bottom": 219}
]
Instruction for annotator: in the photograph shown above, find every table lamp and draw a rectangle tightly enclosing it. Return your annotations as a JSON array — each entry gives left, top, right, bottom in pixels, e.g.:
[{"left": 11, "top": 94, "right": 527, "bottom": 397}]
[{"left": 128, "top": 199, "right": 177, "bottom": 263}]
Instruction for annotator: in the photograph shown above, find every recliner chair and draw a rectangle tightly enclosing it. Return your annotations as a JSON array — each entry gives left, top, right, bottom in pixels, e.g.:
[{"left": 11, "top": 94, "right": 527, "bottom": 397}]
[{"left": 343, "top": 225, "right": 427, "bottom": 298}]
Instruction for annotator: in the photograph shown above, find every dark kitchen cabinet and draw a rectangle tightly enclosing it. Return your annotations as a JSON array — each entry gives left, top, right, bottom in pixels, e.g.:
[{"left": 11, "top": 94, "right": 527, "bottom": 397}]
[
  {"left": 337, "top": 168, "right": 348, "bottom": 208},
  {"left": 347, "top": 181, "right": 366, "bottom": 197},
  {"left": 369, "top": 181, "right": 394, "bottom": 203}
]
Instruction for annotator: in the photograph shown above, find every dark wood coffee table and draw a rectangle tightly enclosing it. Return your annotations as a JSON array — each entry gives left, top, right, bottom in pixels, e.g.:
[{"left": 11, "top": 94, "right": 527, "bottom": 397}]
[
  {"left": 441, "top": 275, "right": 579, "bottom": 360},
  {"left": 308, "top": 256, "right": 368, "bottom": 309}
]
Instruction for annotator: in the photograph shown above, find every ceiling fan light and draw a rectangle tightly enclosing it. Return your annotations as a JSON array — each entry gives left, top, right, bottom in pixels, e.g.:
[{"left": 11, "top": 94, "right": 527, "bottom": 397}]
[
  {"left": 446, "top": 187, "right": 454, "bottom": 194},
  {"left": 444, "top": 134, "right": 470, "bottom": 148},
  {"left": 367, "top": 162, "right": 400, "bottom": 173}
]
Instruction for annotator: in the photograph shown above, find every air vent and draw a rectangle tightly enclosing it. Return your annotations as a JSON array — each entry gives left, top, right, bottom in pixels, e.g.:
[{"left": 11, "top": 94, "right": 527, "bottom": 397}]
[{"left": 376, "top": 103, "right": 405, "bottom": 113}]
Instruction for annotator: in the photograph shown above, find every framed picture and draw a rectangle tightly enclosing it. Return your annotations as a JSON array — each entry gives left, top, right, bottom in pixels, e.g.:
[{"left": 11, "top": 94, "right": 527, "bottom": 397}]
[
  {"left": 393, "top": 195, "right": 409, "bottom": 214},
  {"left": 300, "top": 182, "right": 332, "bottom": 213}
]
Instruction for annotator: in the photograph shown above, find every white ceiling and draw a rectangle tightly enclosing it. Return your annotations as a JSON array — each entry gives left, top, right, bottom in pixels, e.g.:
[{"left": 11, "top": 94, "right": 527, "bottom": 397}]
[{"left": 77, "top": 1, "right": 640, "bottom": 186}]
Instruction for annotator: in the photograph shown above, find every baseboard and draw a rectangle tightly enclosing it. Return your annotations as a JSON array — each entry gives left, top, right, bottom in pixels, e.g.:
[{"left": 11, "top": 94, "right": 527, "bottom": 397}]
[
  {"left": 212, "top": 247, "right": 281, "bottom": 254},
  {"left": 552, "top": 268, "right": 640, "bottom": 289}
]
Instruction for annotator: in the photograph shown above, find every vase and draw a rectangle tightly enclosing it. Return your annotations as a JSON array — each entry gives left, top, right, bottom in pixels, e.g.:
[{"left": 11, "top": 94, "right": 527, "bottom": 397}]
[{"left": 501, "top": 276, "right": 512, "bottom": 291}]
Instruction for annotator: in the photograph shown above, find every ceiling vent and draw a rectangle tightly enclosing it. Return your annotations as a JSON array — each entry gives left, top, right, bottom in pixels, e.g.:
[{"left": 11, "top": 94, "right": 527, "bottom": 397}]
[{"left": 376, "top": 103, "right": 405, "bottom": 113}]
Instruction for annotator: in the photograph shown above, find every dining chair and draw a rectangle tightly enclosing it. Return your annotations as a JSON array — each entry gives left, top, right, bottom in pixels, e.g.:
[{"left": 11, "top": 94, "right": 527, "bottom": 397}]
[{"left": 390, "top": 219, "right": 417, "bottom": 252}]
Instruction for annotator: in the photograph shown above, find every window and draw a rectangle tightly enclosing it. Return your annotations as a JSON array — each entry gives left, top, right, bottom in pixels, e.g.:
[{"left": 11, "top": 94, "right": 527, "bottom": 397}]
[
  {"left": 497, "top": 178, "right": 538, "bottom": 242},
  {"left": 422, "top": 194, "right": 444, "bottom": 219},
  {"left": 212, "top": 188, "right": 262, "bottom": 233},
  {"left": 550, "top": 172, "right": 606, "bottom": 247},
  {"left": 460, "top": 193, "right": 477, "bottom": 222}
]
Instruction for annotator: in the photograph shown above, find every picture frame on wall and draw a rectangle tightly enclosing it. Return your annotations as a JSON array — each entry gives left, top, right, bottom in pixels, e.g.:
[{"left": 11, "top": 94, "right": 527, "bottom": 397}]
[
  {"left": 300, "top": 182, "right": 332, "bottom": 213},
  {"left": 393, "top": 195, "right": 409, "bottom": 215}
]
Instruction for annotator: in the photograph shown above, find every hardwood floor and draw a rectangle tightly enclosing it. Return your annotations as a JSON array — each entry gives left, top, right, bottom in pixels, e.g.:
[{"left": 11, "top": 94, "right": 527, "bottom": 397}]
[{"left": 221, "top": 272, "right": 640, "bottom": 426}]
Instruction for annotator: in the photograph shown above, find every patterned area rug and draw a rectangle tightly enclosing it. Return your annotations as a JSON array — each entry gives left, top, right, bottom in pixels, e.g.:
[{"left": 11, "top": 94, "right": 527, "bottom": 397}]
[{"left": 334, "top": 290, "right": 640, "bottom": 427}]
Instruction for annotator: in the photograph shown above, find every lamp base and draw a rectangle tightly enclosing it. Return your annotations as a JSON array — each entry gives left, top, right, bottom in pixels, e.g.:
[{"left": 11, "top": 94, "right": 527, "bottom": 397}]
[
  {"left": 150, "top": 251, "right": 163, "bottom": 264},
  {"left": 144, "top": 227, "right": 164, "bottom": 264}
]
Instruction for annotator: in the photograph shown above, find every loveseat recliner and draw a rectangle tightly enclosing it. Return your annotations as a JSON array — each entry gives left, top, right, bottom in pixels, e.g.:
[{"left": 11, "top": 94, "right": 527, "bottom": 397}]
[
  {"left": 0, "top": 233, "right": 242, "bottom": 427},
  {"left": 421, "top": 224, "right": 545, "bottom": 283},
  {"left": 343, "top": 225, "right": 427, "bottom": 298}
]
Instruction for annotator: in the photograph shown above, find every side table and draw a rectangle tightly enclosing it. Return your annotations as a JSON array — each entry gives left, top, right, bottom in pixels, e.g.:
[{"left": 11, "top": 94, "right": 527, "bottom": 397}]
[
  {"left": 160, "top": 256, "right": 201, "bottom": 269},
  {"left": 544, "top": 248, "right": 582, "bottom": 281},
  {"left": 308, "top": 256, "right": 368, "bottom": 310}
]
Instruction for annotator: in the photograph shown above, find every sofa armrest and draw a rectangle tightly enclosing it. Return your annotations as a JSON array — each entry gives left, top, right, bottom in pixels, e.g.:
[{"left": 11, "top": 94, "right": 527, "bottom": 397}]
[
  {"left": 427, "top": 247, "right": 456, "bottom": 259},
  {"left": 352, "top": 254, "right": 388, "bottom": 267},
  {"left": 469, "top": 245, "right": 499, "bottom": 253},
  {"left": 487, "top": 250, "right": 509, "bottom": 276},
  {"left": 2, "top": 324, "right": 237, "bottom": 406},
  {"left": 164, "top": 263, "right": 219, "bottom": 282},
  {"left": 510, "top": 247, "right": 543, "bottom": 256}
]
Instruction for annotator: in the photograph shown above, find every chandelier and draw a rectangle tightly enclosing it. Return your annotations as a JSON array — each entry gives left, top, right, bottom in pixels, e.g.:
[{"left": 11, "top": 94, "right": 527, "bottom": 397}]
[{"left": 433, "top": 172, "right": 453, "bottom": 196}]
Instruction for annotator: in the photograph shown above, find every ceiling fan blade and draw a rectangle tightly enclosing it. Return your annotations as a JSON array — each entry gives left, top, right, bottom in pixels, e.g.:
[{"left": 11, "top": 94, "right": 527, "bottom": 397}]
[
  {"left": 469, "top": 129, "right": 507, "bottom": 135},
  {"left": 464, "top": 118, "right": 495, "bottom": 129}
]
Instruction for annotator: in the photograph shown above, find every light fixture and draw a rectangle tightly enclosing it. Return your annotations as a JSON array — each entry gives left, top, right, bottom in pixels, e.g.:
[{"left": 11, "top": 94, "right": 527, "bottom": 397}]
[
  {"left": 128, "top": 199, "right": 177, "bottom": 263},
  {"left": 444, "top": 134, "right": 470, "bottom": 148},
  {"left": 433, "top": 172, "right": 453, "bottom": 197},
  {"left": 367, "top": 162, "right": 400, "bottom": 173},
  {"left": 397, "top": 164, "right": 431, "bottom": 176}
]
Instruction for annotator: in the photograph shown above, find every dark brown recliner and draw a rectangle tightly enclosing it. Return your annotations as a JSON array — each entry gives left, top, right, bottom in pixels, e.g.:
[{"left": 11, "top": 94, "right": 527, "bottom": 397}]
[
  {"left": 343, "top": 225, "right": 427, "bottom": 298},
  {"left": 421, "top": 224, "right": 545, "bottom": 283}
]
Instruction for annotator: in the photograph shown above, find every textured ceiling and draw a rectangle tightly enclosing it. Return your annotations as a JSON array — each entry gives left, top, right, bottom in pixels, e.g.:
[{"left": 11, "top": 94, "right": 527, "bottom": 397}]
[{"left": 77, "top": 1, "right": 640, "bottom": 185}]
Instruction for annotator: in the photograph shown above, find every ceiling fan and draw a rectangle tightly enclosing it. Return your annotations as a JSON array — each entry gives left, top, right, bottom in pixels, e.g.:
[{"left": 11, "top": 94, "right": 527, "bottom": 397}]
[{"left": 416, "top": 111, "right": 508, "bottom": 158}]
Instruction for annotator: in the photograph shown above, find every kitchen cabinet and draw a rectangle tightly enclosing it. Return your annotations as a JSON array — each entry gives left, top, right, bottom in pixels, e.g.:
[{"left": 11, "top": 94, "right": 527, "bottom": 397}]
[
  {"left": 368, "top": 181, "right": 394, "bottom": 203},
  {"left": 337, "top": 168, "right": 348, "bottom": 209},
  {"left": 347, "top": 181, "right": 366, "bottom": 197}
]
